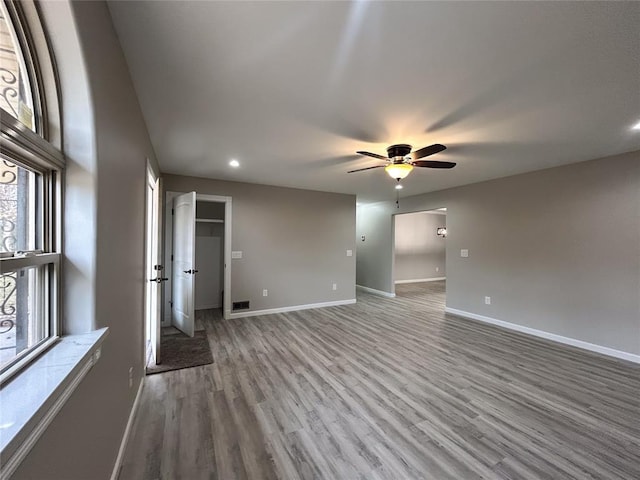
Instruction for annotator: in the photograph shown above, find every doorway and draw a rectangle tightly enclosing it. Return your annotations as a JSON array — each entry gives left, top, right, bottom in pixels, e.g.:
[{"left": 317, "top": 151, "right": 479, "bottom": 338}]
[
  {"left": 392, "top": 208, "right": 447, "bottom": 302},
  {"left": 194, "top": 200, "right": 225, "bottom": 311},
  {"left": 144, "top": 164, "right": 162, "bottom": 366},
  {"left": 163, "top": 192, "right": 232, "bottom": 337}
]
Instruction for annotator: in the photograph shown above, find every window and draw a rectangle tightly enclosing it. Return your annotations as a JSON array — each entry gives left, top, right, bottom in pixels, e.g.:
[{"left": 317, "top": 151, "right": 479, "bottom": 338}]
[
  {"left": 0, "top": 0, "right": 62, "bottom": 383},
  {"left": 0, "top": 3, "right": 35, "bottom": 131}
]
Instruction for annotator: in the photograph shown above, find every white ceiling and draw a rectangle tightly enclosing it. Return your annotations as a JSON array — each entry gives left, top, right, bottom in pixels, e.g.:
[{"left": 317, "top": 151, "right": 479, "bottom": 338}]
[{"left": 107, "top": 1, "right": 640, "bottom": 202}]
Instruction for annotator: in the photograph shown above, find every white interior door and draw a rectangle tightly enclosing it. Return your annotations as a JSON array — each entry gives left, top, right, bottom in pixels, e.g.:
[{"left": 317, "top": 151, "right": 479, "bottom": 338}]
[
  {"left": 145, "top": 168, "right": 162, "bottom": 365},
  {"left": 172, "top": 191, "right": 196, "bottom": 337}
]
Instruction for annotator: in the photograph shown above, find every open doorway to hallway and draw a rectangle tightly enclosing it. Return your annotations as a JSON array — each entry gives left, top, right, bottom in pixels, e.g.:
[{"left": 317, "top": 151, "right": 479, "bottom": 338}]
[{"left": 393, "top": 208, "right": 447, "bottom": 304}]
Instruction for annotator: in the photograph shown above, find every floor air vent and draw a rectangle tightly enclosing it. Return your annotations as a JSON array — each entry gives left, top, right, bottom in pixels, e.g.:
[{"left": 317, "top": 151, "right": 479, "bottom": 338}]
[{"left": 232, "top": 301, "right": 250, "bottom": 311}]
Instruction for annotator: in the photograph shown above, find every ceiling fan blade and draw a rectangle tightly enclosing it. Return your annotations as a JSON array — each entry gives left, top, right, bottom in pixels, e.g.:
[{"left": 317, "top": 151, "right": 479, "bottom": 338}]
[
  {"left": 411, "top": 144, "right": 447, "bottom": 160},
  {"left": 357, "top": 150, "right": 388, "bottom": 160},
  {"left": 347, "top": 165, "right": 386, "bottom": 173},
  {"left": 412, "top": 160, "right": 456, "bottom": 169}
]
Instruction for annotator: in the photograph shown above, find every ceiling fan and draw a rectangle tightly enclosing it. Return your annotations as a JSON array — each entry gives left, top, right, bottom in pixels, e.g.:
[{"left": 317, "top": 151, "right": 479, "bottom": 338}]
[{"left": 349, "top": 144, "right": 455, "bottom": 180}]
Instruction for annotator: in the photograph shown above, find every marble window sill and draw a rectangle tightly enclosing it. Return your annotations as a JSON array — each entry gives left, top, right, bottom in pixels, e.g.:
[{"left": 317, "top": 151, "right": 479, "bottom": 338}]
[{"left": 0, "top": 328, "right": 109, "bottom": 477}]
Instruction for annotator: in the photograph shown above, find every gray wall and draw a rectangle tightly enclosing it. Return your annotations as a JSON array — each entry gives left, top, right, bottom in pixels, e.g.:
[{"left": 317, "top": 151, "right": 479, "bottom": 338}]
[
  {"left": 356, "top": 151, "right": 640, "bottom": 355},
  {"left": 196, "top": 200, "right": 225, "bottom": 220},
  {"left": 164, "top": 175, "right": 357, "bottom": 312},
  {"left": 195, "top": 222, "right": 224, "bottom": 309},
  {"left": 14, "top": 2, "right": 157, "bottom": 478},
  {"left": 394, "top": 211, "right": 446, "bottom": 282}
]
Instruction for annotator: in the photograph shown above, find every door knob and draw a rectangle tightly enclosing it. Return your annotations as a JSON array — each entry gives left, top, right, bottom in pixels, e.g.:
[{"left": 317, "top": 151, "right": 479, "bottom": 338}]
[
  {"left": 149, "top": 277, "right": 168, "bottom": 283},
  {"left": 183, "top": 269, "right": 198, "bottom": 274}
]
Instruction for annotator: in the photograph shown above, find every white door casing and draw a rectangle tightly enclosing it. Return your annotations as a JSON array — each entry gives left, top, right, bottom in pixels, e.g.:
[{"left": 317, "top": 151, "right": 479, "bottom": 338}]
[
  {"left": 195, "top": 194, "right": 232, "bottom": 319},
  {"left": 171, "top": 191, "right": 196, "bottom": 337},
  {"left": 145, "top": 166, "right": 161, "bottom": 364}
]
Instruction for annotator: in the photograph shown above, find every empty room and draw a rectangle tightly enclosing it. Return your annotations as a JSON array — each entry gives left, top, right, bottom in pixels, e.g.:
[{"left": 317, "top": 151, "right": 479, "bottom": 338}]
[{"left": 0, "top": 1, "right": 638, "bottom": 479}]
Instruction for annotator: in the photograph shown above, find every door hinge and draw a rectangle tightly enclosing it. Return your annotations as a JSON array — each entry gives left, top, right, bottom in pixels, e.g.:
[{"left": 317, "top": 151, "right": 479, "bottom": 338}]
[
  {"left": 171, "top": 254, "right": 174, "bottom": 261},
  {"left": 172, "top": 208, "right": 174, "bottom": 215},
  {"left": 169, "top": 301, "right": 173, "bottom": 307}
]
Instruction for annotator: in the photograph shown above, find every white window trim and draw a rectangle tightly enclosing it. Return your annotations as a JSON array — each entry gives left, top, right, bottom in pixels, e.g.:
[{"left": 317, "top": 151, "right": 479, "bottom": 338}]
[
  {"left": 0, "top": 1, "right": 63, "bottom": 384},
  {"left": 1, "top": 114, "right": 64, "bottom": 170},
  {"left": 0, "top": 251, "right": 59, "bottom": 271},
  {"left": 0, "top": 3, "right": 106, "bottom": 477}
]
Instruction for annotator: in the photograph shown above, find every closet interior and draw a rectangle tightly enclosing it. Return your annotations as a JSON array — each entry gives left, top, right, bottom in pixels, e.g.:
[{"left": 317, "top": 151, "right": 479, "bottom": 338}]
[{"left": 194, "top": 200, "right": 225, "bottom": 311}]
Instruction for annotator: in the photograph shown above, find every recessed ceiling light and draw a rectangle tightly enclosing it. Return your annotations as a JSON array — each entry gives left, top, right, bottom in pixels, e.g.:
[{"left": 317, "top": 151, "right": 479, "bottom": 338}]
[
  {"left": 229, "top": 159, "right": 240, "bottom": 168},
  {"left": 632, "top": 121, "right": 640, "bottom": 131},
  {"left": 395, "top": 184, "right": 403, "bottom": 190}
]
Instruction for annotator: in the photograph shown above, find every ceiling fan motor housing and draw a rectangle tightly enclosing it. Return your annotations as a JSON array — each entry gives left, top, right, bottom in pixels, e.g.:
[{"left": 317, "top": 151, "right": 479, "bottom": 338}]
[{"left": 387, "top": 144, "right": 412, "bottom": 159}]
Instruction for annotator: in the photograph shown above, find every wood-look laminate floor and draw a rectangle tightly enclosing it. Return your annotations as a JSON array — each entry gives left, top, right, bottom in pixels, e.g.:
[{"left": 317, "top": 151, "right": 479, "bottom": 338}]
[{"left": 119, "top": 282, "right": 640, "bottom": 480}]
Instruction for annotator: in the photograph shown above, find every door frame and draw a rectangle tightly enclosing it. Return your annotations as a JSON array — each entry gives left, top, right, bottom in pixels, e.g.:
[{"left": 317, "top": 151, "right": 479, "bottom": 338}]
[
  {"left": 143, "top": 161, "right": 161, "bottom": 366},
  {"left": 164, "top": 191, "right": 232, "bottom": 323},
  {"left": 391, "top": 207, "right": 448, "bottom": 292}
]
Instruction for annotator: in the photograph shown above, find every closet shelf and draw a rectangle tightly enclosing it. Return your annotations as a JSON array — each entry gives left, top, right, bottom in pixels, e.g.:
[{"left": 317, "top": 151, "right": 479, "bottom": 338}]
[{"left": 196, "top": 218, "right": 224, "bottom": 224}]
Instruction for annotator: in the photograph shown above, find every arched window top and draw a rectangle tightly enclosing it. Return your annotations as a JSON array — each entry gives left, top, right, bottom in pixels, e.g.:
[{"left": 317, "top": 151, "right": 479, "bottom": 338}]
[
  {"left": 0, "top": 0, "right": 62, "bottom": 148},
  {"left": 0, "top": 2, "right": 36, "bottom": 131}
]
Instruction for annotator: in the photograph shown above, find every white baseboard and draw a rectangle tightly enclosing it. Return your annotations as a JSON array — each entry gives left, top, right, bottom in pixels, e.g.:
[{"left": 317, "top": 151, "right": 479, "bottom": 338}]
[
  {"left": 110, "top": 377, "right": 145, "bottom": 480},
  {"left": 444, "top": 307, "right": 640, "bottom": 364},
  {"left": 356, "top": 285, "right": 396, "bottom": 298},
  {"left": 395, "top": 277, "right": 446, "bottom": 284},
  {"left": 228, "top": 299, "right": 356, "bottom": 319}
]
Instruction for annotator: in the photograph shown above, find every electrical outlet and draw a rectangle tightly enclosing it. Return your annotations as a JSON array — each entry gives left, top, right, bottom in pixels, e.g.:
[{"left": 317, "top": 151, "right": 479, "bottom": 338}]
[
  {"left": 263, "top": 289, "right": 268, "bottom": 297},
  {"left": 346, "top": 249, "right": 353, "bottom": 257},
  {"left": 435, "top": 267, "right": 439, "bottom": 272},
  {"left": 332, "top": 283, "right": 337, "bottom": 291},
  {"left": 461, "top": 249, "right": 469, "bottom": 258},
  {"left": 485, "top": 296, "right": 491, "bottom": 305},
  {"left": 128, "top": 366, "right": 133, "bottom": 388}
]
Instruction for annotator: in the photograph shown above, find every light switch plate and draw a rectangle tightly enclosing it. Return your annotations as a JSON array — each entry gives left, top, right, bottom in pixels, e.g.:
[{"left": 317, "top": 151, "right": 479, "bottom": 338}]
[
  {"left": 346, "top": 249, "right": 353, "bottom": 257},
  {"left": 231, "top": 251, "right": 242, "bottom": 259},
  {"left": 460, "top": 249, "right": 469, "bottom": 258}
]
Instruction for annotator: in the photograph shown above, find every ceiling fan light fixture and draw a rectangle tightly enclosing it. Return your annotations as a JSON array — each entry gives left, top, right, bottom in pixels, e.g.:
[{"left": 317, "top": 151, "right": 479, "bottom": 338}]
[{"left": 385, "top": 163, "right": 413, "bottom": 180}]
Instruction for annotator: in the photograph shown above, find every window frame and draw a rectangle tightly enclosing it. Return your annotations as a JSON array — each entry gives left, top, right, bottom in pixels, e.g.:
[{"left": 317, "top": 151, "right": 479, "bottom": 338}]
[{"left": 0, "top": 0, "right": 63, "bottom": 385}]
